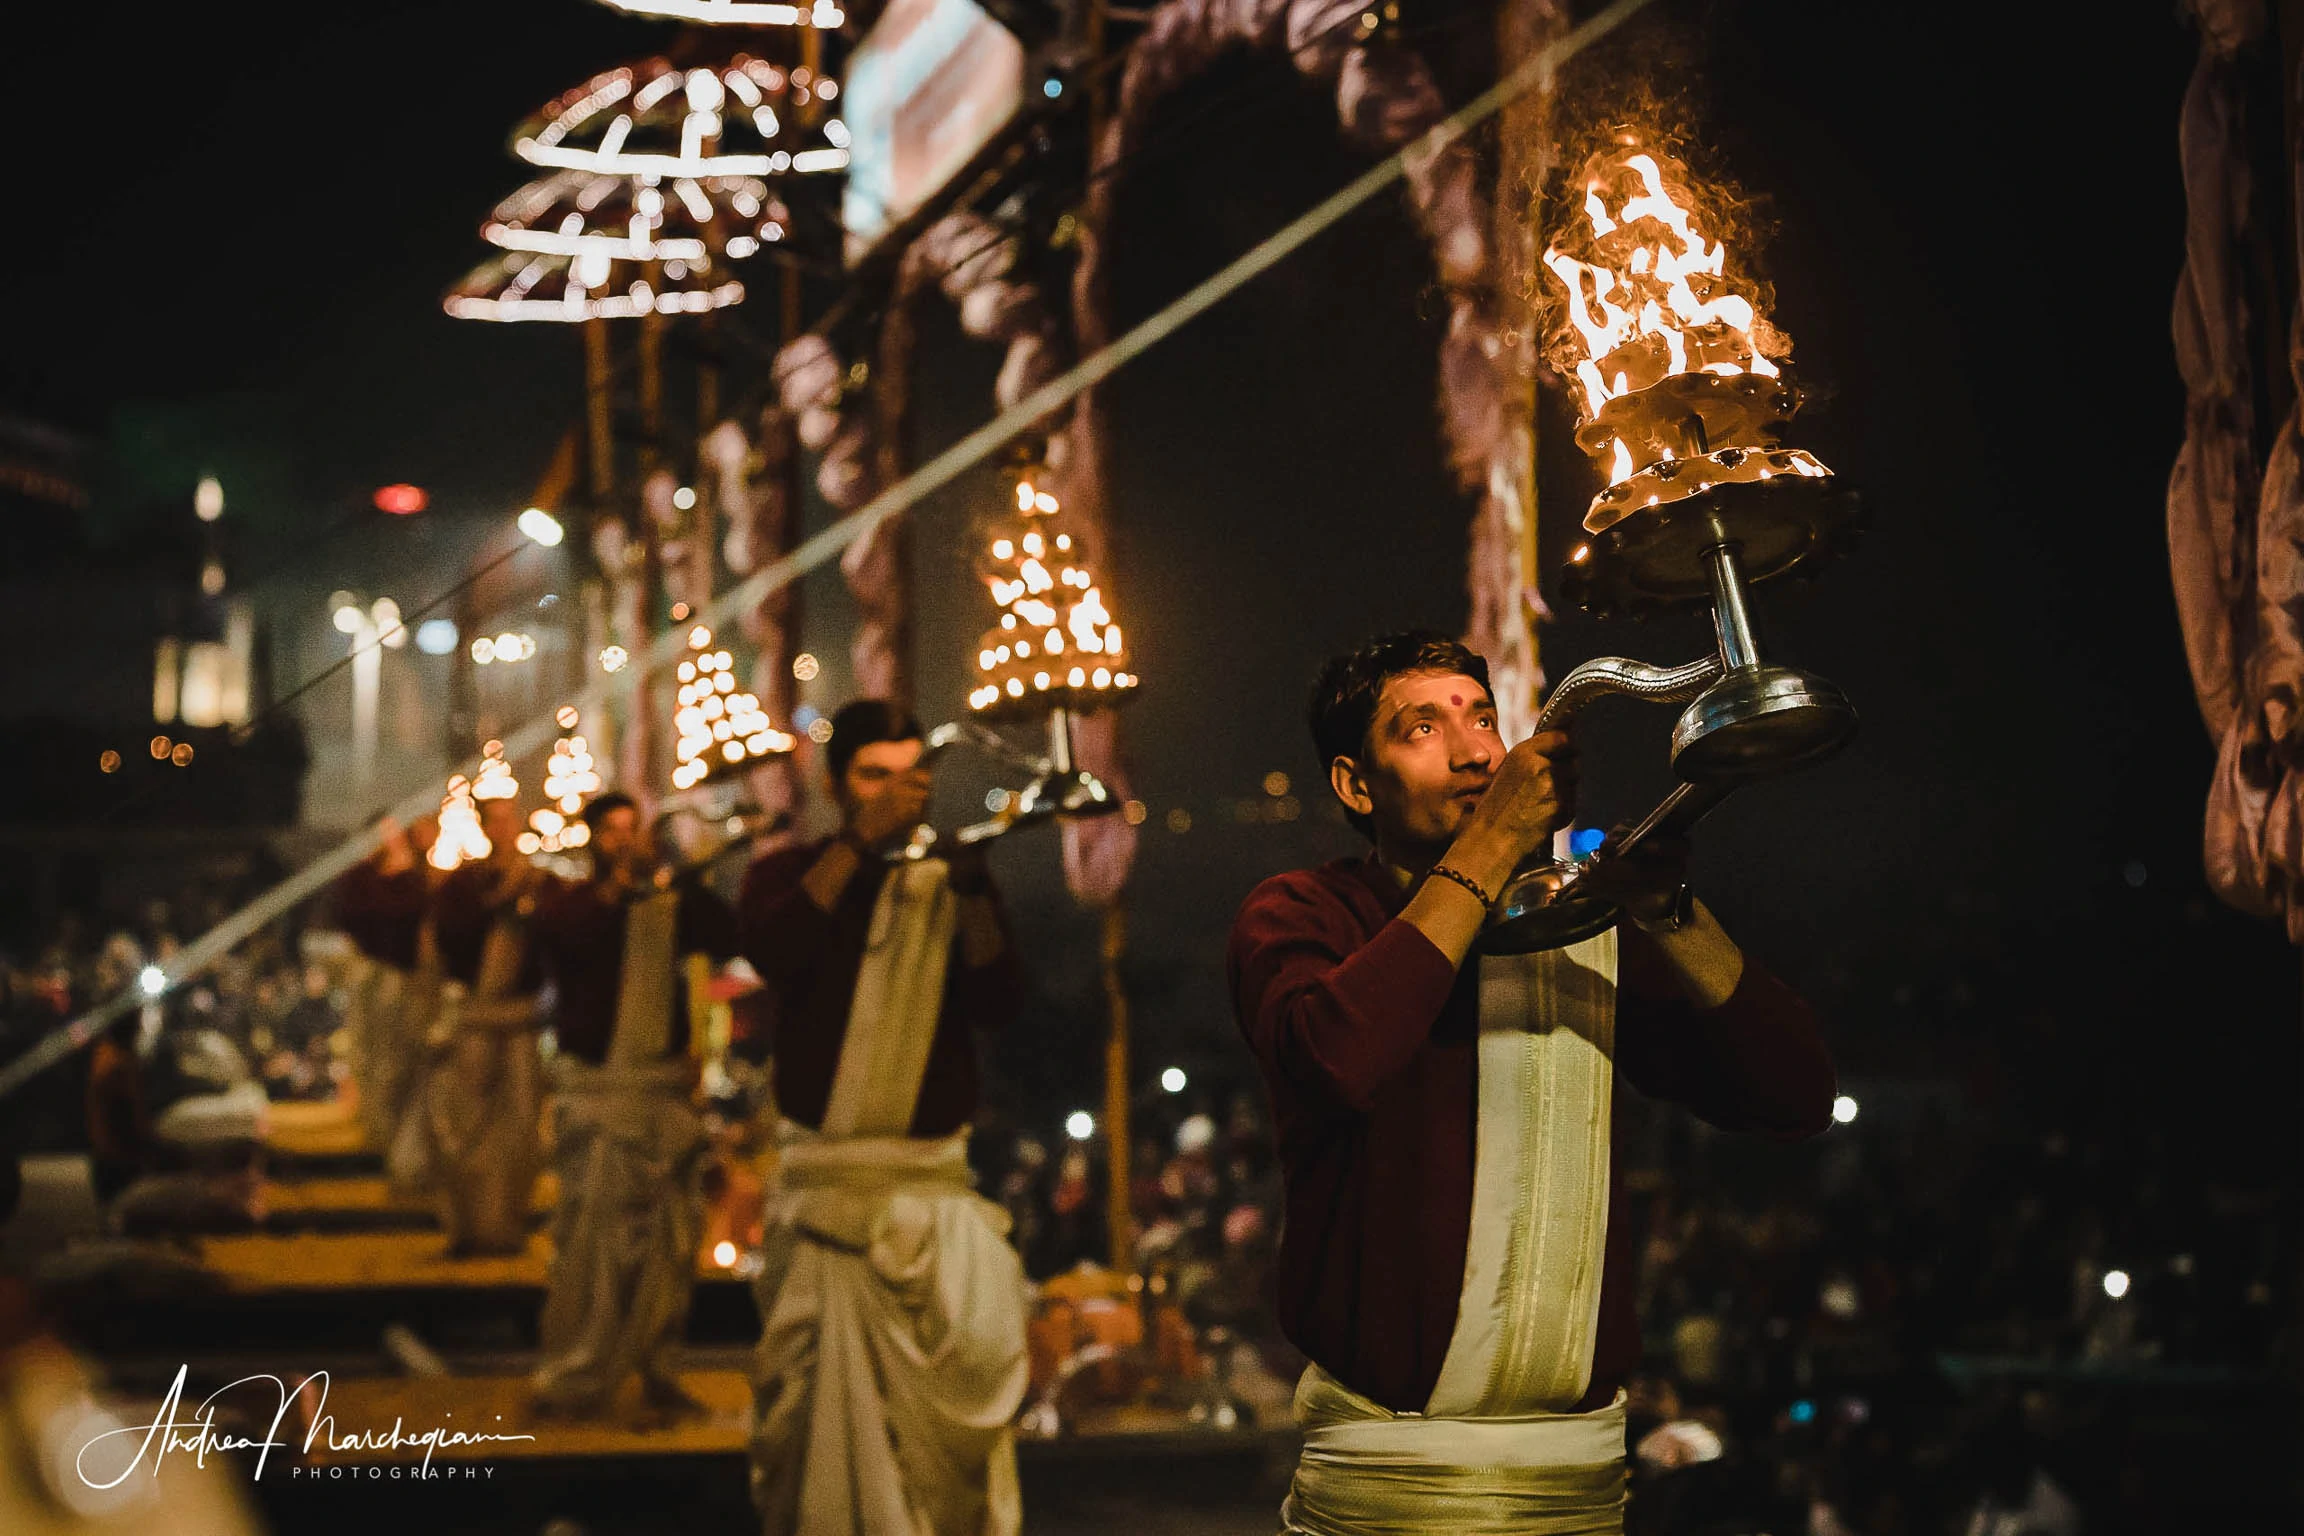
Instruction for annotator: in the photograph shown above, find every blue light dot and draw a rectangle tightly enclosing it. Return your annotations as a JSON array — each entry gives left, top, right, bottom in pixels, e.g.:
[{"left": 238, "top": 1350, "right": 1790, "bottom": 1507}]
[
  {"left": 414, "top": 619, "right": 459, "bottom": 656},
  {"left": 1788, "top": 1398, "right": 1816, "bottom": 1425},
  {"left": 792, "top": 703, "right": 822, "bottom": 729},
  {"left": 1043, "top": 78, "right": 1064, "bottom": 98},
  {"left": 1569, "top": 826, "right": 1606, "bottom": 857}
]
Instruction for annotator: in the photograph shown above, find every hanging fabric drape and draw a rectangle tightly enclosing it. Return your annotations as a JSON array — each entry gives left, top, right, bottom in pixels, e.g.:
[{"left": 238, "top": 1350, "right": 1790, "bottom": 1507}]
[{"left": 2169, "top": 0, "right": 2304, "bottom": 938}]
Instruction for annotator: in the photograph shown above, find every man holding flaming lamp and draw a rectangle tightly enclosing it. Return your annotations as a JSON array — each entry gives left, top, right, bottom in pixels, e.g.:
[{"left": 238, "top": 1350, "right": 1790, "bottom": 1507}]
[
  {"left": 1229, "top": 633, "right": 1833, "bottom": 1531},
  {"left": 1228, "top": 131, "right": 1859, "bottom": 1534}
]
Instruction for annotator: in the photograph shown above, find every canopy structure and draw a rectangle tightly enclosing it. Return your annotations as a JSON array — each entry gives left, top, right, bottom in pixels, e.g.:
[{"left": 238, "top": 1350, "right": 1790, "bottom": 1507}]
[
  {"left": 594, "top": 0, "right": 846, "bottom": 23},
  {"left": 444, "top": 246, "right": 745, "bottom": 322},
  {"left": 485, "top": 169, "right": 795, "bottom": 266},
  {"left": 512, "top": 55, "right": 850, "bottom": 181}
]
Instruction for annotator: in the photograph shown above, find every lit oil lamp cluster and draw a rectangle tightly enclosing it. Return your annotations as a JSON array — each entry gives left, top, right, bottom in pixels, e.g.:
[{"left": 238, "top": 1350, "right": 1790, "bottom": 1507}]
[
  {"left": 1540, "top": 141, "right": 1849, "bottom": 617},
  {"left": 521, "top": 706, "right": 604, "bottom": 855},
  {"left": 430, "top": 775, "right": 492, "bottom": 872},
  {"left": 671, "top": 624, "right": 795, "bottom": 791},
  {"left": 965, "top": 472, "right": 1139, "bottom": 722},
  {"left": 1479, "top": 132, "right": 1862, "bottom": 955}
]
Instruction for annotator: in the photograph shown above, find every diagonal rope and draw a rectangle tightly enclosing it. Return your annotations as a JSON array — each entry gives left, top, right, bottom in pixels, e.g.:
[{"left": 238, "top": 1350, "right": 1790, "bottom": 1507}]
[{"left": 0, "top": 0, "right": 1654, "bottom": 1100}]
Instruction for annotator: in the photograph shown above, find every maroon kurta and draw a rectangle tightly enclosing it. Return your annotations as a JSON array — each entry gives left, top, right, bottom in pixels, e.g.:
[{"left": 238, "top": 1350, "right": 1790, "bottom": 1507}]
[
  {"left": 528, "top": 874, "right": 738, "bottom": 1066},
  {"left": 738, "top": 840, "right": 1024, "bottom": 1138},
  {"left": 1227, "top": 856, "right": 1834, "bottom": 1415},
  {"left": 431, "top": 862, "right": 556, "bottom": 992},
  {"left": 335, "top": 860, "right": 428, "bottom": 972}
]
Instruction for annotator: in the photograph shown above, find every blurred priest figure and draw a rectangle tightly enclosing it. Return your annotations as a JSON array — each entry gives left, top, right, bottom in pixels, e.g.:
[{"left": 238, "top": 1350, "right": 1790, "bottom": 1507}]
[
  {"left": 333, "top": 816, "right": 437, "bottom": 1165},
  {"left": 738, "top": 700, "right": 1029, "bottom": 1536},
  {"left": 413, "top": 794, "right": 547, "bottom": 1257},
  {"left": 526, "top": 791, "right": 739, "bottom": 1423}
]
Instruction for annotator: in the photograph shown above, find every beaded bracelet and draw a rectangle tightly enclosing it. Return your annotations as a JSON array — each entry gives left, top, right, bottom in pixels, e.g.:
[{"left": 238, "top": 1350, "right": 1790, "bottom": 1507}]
[{"left": 1426, "top": 864, "right": 1494, "bottom": 910}]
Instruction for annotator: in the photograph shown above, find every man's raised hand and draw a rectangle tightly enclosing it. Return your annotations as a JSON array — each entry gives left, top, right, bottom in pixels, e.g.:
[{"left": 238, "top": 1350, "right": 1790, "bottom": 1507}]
[
  {"left": 1468, "top": 729, "right": 1578, "bottom": 863},
  {"left": 849, "top": 770, "right": 932, "bottom": 851}
]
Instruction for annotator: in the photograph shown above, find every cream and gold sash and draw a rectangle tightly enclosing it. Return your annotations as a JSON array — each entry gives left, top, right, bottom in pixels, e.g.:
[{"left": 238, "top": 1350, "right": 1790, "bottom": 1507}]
[
  {"left": 820, "top": 860, "right": 957, "bottom": 1138},
  {"left": 1284, "top": 929, "right": 1624, "bottom": 1534},
  {"left": 1427, "top": 927, "right": 1618, "bottom": 1416},
  {"left": 1286, "top": 1368, "right": 1626, "bottom": 1536},
  {"left": 606, "top": 890, "right": 681, "bottom": 1069}
]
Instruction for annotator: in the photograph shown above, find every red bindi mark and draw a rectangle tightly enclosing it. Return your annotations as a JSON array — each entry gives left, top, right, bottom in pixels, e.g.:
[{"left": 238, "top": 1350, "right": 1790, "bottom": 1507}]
[{"left": 1450, "top": 693, "right": 1463, "bottom": 706}]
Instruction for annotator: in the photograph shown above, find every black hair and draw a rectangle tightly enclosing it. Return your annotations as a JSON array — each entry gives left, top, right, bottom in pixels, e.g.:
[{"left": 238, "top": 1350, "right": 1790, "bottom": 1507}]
[
  {"left": 825, "top": 698, "right": 925, "bottom": 786},
  {"left": 1308, "top": 631, "right": 1492, "bottom": 840},
  {"left": 580, "top": 790, "right": 639, "bottom": 831}
]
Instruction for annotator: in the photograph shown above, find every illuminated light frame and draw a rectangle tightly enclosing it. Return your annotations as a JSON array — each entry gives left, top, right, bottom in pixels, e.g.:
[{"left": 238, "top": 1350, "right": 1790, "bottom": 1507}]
[
  {"left": 481, "top": 169, "right": 790, "bottom": 269},
  {"left": 445, "top": 249, "right": 746, "bottom": 324},
  {"left": 513, "top": 56, "right": 850, "bottom": 183}
]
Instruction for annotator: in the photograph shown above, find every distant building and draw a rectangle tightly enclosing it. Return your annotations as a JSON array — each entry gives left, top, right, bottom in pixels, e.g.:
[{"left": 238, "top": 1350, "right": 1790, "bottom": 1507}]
[{"left": 0, "top": 411, "right": 307, "bottom": 945}]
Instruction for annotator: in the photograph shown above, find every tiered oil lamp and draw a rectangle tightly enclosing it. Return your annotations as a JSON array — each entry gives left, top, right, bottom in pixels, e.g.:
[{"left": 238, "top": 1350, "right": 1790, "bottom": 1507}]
[
  {"left": 893, "top": 461, "right": 1133, "bottom": 860},
  {"left": 429, "top": 772, "right": 494, "bottom": 872},
  {"left": 1484, "top": 137, "right": 1861, "bottom": 953},
  {"left": 520, "top": 705, "right": 604, "bottom": 855},
  {"left": 670, "top": 623, "right": 796, "bottom": 793}
]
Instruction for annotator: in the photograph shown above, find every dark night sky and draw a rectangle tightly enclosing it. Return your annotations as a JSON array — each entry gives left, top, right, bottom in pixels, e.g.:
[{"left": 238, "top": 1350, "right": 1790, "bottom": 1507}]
[{"left": 6, "top": 4, "right": 2296, "bottom": 1135}]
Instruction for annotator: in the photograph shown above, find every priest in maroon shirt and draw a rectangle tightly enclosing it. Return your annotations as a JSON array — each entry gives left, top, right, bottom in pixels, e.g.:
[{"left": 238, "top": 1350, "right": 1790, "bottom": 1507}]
[
  {"left": 1228, "top": 631, "right": 1834, "bottom": 1535},
  {"left": 401, "top": 797, "right": 549, "bottom": 1256},
  {"left": 333, "top": 816, "right": 435, "bottom": 1157},
  {"left": 737, "top": 699, "right": 1030, "bottom": 1536},
  {"left": 527, "top": 791, "right": 740, "bottom": 1423}
]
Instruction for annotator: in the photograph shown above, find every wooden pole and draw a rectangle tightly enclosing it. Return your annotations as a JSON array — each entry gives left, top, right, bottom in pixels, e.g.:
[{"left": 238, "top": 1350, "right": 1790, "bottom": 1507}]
[
  {"left": 623, "top": 313, "right": 666, "bottom": 802},
  {"left": 1101, "top": 901, "right": 1132, "bottom": 1271},
  {"left": 1079, "top": 3, "right": 1132, "bottom": 1275},
  {"left": 583, "top": 317, "right": 621, "bottom": 785},
  {"left": 698, "top": 312, "right": 721, "bottom": 441},
  {"left": 639, "top": 312, "right": 665, "bottom": 476},
  {"left": 584, "top": 319, "right": 615, "bottom": 504}
]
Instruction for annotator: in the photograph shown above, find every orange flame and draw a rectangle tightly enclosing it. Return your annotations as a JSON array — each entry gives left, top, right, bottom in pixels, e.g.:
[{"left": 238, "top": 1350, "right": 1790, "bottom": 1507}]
[{"left": 1542, "top": 146, "right": 1784, "bottom": 420}]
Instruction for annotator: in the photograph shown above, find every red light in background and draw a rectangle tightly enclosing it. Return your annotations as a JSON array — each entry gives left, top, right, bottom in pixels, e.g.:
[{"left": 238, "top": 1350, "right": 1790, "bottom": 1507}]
[{"left": 374, "top": 484, "right": 428, "bottom": 515}]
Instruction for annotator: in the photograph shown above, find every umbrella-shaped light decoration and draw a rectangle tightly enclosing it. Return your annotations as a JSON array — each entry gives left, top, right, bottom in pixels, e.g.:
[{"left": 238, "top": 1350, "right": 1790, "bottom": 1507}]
[
  {"left": 513, "top": 56, "right": 850, "bottom": 182},
  {"left": 445, "top": 246, "right": 745, "bottom": 322},
  {"left": 594, "top": 0, "right": 846, "bottom": 24},
  {"left": 483, "top": 169, "right": 795, "bottom": 266}
]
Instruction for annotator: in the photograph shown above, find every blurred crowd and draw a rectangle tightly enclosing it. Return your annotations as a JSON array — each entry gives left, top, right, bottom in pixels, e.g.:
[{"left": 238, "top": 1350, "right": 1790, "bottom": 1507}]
[
  {"left": 4, "top": 881, "right": 2298, "bottom": 1531},
  {"left": 968, "top": 1057, "right": 2296, "bottom": 1533},
  {"left": 1, "top": 896, "right": 352, "bottom": 1149}
]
